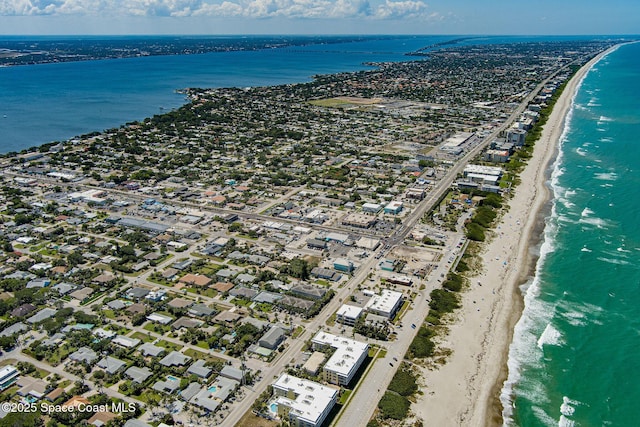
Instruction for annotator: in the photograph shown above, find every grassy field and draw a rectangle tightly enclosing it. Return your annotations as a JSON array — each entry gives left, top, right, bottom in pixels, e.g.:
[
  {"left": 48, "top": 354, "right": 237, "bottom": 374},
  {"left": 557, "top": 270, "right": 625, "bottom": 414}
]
[{"left": 235, "top": 410, "right": 278, "bottom": 427}]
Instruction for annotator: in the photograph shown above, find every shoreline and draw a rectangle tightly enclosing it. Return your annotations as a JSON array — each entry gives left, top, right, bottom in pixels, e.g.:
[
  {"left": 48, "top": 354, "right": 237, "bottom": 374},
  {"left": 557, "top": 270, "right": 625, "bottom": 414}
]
[{"left": 411, "top": 46, "right": 619, "bottom": 426}]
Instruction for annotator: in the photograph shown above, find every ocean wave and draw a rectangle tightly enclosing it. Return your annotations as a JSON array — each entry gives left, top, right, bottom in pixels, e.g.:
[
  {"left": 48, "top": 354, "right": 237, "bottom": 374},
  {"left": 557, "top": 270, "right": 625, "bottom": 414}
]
[
  {"left": 558, "top": 198, "right": 575, "bottom": 209},
  {"left": 594, "top": 172, "right": 617, "bottom": 181},
  {"left": 581, "top": 246, "right": 592, "bottom": 252},
  {"left": 581, "top": 207, "right": 595, "bottom": 217},
  {"left": 579, "top": 216, "right": 610, "bottom": 228},
  {"left": 537, "top": 323, "right": 563, "bottom": 349},
  {"left": 597, "top": 257, "right": 631, "bottom": 266},
  {"left": 557, "top": 299, "right": 604, "bottom": 327},
  {"left": 575, "top": 147, "right": 587, "bottom": 156},
  {"left": 598, "top": 115, "right": 614, "bottom": 122},
  {"left": 599, "top": 137, "right": 613, "bottom": 142},
  {"left": 531, "top": 405, "right": 557, "bottom": 427},
  {"left": 558, "top": 415, "right": 575, "bottom": 427}
]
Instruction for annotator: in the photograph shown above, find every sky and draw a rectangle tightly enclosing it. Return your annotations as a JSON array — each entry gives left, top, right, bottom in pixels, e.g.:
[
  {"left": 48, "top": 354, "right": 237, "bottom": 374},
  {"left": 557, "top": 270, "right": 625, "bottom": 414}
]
[{"left": 0, "top": 0, "right": 638, "bottom": 35}]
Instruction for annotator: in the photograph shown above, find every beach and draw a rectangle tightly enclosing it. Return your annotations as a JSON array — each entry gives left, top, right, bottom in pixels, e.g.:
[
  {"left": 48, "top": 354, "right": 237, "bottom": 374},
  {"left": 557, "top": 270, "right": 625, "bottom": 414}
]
[{"left": 411, "top": 47, "right": 617, "bottom": 427}]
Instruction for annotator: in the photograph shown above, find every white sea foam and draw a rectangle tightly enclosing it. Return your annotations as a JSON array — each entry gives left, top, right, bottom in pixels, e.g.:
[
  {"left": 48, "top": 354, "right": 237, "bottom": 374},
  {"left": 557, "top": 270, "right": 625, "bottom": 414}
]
[
  {"left": 597, "top": 257, "right": 631, "bottom": 266},
  {"left": 537, "top": 323, "right": 563, "bottom": 349},
  {"left": 579, "top": 216, "right": 610, "bottom": 228},
  {"left": 558, "top": 415, "right": 575, "bottom": 427},
  {"left": 600, "top": 137, "right": 613, "bottom": 142},
  {"left": 558, "top": 300, "right": 604, "bottom": 327},
  {"left": 558, "top": 198, "right": 575, "bottom": 209},
  {"left": 581, "top": 207, "right": 594, "bottom": 217},
  {"left": 598, "top": 115, "right": 613, "bottom": 122},
  {"left": 594, "top": 172, "right": 617, "bottom": 181},
  {"left": 531, "top": 406, "right": 557, "bottom": 427},
  {"left": 581, "top": 246, "right": 592, "bottom": 252},
  {"left": 575, "top": 147, "right": 587, "bottom": 156}
]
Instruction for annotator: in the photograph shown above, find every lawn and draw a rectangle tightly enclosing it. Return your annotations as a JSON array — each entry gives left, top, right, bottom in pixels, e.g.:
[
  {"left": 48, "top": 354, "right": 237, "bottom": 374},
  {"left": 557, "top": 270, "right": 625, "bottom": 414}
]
[{"left": 131, "top": 332, "right": 154, "bottom": 343}]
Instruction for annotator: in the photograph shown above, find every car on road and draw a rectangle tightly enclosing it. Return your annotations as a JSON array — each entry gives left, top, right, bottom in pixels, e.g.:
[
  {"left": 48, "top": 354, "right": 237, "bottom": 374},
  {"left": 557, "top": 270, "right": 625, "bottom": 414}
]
[
  {"left": 411, "top": 323, "right": 416, "bottom": 329},
  {"left": 389, "top": 362, "right": 394, "bottom": 367}
]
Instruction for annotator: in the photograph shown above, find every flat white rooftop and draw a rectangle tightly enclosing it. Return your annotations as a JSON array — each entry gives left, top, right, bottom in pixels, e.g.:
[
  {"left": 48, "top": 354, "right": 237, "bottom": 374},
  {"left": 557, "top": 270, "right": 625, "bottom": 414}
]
[
  {"left": 312, "top": 332, "right": 368, "bottom": 378},
  {"left": 273, "top": 374, "right": 337, "bottom": 425},
  {"left": 365, "top": 289, "right": 403, "bottom": 317},
  {"left": 336, "top": 304, "right": 363, "bottom": 320}
]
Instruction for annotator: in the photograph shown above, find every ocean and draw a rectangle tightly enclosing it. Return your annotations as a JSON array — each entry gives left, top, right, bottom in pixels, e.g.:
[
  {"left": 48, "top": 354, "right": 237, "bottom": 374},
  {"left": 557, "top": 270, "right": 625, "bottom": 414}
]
[{"left": 501, "top": 42, "right": 640, "bottom": 426}]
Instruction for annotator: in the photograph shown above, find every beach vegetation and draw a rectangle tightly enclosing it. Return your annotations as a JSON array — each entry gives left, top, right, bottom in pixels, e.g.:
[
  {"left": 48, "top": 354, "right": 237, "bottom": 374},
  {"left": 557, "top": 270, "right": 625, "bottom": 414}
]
[
  {"left": 388, "top": 364, "right": 419, "bottom": 396},
  {"left": 407, "top": 326, "right": 436, "bottom": 359},
  {"left": 377, "top": 391, "right": 410, "bottom": 420},
  {"left": 429, "top": 289, "right": 460, "bottom": 317},
  {"left": 465, "top": 222, "right": 486, "bottom": 242},
  {"left": 443, "top": 272, "right": 464, "bottom": 292}
]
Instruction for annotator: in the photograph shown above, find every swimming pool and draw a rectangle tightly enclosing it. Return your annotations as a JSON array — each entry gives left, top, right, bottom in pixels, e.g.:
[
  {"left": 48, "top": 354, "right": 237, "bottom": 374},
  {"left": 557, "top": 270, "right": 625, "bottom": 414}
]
[
  {"left": 208, "top": 385, "right": 217, "bottom": 393},
  {"left": 270, "top": 403, "right": 278, "bottom": 413},
  {"left": 167, "top": 375, "right": 179, "bottom": 381}
]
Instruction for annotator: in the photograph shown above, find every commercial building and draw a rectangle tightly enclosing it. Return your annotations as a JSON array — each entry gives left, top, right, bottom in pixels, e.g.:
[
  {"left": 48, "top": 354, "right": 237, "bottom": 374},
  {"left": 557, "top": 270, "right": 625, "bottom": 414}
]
[
  {"left": 311, "top": 332, "right": 369, "bottom": 386},
  {"left": 384, "top": 201, "right": 403, "bottom": 215},
  {"left": 272, "top": 374, "right": 338, "bottom": 427},
  {"left": 341, "top": 213, "right": 377, "bottom": 229},
  {"left": 364, "top": 290, "right": 404, "bottom": 319},
  {"left": 335, "top": 304, "right": 363, "bottom": 326},
  {"left": 333, "top": 258, "right": 354, "bottom": 273},
  {"left": 361, "top": 203, "right": 382, "bottom": 214}
]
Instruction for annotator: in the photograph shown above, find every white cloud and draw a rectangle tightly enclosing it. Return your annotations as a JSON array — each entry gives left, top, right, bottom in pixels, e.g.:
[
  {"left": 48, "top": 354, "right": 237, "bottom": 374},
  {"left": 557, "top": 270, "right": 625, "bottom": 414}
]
[{"left": 0, "top": 0, "right": 432, "bottom": 20}]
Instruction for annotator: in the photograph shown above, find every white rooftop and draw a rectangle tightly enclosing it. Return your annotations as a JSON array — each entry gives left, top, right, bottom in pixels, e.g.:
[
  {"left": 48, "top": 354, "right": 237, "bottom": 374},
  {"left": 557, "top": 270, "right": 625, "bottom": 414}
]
[
  {"left": 365, "top": 289, "right": 403, "bottom": 316},
  {"left": 273, "top": 374, "right": 337, "bottom": 425},
  {"left": 336, "top": 304, "right": 363, "bottom": 320},
  {"left": 464, "top": 164, "right": 503, "bottom": 177},
  {"left": 311, "top": 332, "right": 368, "bottom": 378}
]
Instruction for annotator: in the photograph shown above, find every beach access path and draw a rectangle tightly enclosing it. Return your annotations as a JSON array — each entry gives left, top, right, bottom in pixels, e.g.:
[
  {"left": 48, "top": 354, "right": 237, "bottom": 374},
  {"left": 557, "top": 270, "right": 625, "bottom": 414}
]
[{"left": 410, "top": 46, "right": 620, "bottom": 427}]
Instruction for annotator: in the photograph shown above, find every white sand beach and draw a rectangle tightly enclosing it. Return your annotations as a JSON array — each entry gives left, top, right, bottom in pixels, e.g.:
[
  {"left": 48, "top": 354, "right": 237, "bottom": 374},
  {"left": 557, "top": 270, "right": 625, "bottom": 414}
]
[{"left": 411, "top": 47, "right": 617, "bottom": 427}]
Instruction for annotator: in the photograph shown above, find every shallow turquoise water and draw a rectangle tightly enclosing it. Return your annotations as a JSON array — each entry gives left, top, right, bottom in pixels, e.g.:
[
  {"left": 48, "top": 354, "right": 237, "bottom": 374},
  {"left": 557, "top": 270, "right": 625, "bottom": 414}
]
[{"left": 502, "top": 42, "right": 640, "bottom": 427}]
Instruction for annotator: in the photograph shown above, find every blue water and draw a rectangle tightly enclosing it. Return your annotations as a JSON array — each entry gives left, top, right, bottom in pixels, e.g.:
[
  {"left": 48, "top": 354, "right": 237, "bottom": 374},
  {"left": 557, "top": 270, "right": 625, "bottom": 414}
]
[
  {"left": 208, "top": 385, "right": 217, "bottom": 393},
  {"left": 0, "top": 35, "right": 449, "bottom": 153},
  {"left": 502, "top": 42, "right": 640, "bottom": 427},
  {"left": 0, "top": 35, "right": 610, "bottom": 154}
]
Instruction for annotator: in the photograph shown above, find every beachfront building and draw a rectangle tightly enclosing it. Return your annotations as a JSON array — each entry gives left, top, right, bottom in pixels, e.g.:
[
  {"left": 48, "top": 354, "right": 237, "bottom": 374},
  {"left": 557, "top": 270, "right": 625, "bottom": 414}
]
[
  {"left": 364, "top": 290, "right": 404, "bottom": 319},
  {"left": 463, "top": 164, "right": 503, "bottom": 185},
  {"left": 311, "top": 332, "right": 369, "bottom": 386},
  {"left": 272, "top": 374, "right": 338, "bottom": 427}
]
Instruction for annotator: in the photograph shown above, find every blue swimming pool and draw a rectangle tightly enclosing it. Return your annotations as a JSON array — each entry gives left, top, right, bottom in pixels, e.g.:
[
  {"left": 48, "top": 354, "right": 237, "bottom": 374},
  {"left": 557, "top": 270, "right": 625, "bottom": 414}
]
[
  {"left": 167, "top": 375, "right": 179, "bottom": 381},
  {"left": 270, "top": 403, "right": 278, "bottom": 413},
  {"left": 208, "top": 385, "right": 217, "bottom": 393}
]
